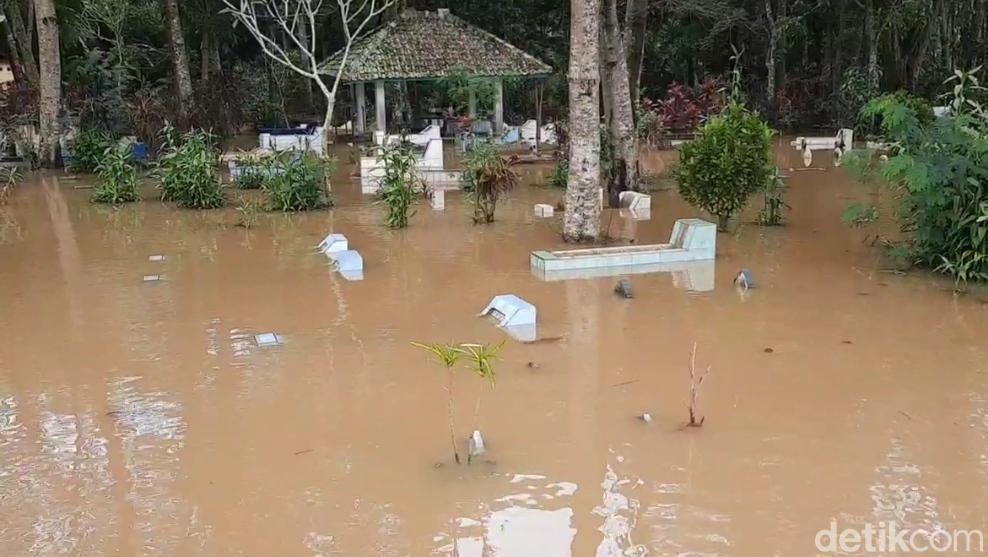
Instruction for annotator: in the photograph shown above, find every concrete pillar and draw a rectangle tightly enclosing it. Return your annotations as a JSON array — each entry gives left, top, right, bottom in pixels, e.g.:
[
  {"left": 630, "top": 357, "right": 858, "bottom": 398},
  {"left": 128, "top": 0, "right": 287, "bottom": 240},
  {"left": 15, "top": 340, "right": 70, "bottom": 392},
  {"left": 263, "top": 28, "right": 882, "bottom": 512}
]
[
  {"left": 494, "top": 79, "right": 504, "bottom": 134},
  {"left": 374, "top": 80, "right": 386, "bottom": 133},
  {"left": 468, "top": 88, "right": 477, "bottom": 118},
  {"left": 354, "top": 83, "right": 366, "bottom": 135}
]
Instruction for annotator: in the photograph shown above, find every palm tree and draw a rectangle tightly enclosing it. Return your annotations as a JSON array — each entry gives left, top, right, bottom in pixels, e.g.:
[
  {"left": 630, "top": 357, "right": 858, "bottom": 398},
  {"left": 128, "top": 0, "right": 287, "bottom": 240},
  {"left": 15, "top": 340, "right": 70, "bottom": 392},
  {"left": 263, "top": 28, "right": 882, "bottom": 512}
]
[
  {"left": 563, "top": 0, "right": 603, "bottom": 241},
  {"left": 34, "top": 0, "right": 61, "bottom": 166}
]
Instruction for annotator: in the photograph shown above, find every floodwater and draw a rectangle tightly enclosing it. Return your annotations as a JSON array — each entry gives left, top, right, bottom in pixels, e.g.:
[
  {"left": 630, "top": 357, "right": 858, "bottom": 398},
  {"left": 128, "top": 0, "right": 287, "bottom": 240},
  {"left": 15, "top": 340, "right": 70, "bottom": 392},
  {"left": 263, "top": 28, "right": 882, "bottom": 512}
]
[{"left": 1, "top": 143, "right": 986, "bottom": 556}]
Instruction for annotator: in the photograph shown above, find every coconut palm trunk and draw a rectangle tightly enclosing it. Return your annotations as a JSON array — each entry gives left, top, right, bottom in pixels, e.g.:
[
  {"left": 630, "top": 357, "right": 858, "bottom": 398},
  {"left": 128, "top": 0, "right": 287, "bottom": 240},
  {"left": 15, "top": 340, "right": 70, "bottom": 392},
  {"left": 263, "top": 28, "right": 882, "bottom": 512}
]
[
  {"left": 563, "top": 0, "right": 603, "bottom": 242},
  {"left": 34, "top": 0, "right": 60, "bottom": 167},
  {"left": 604, "top": 0, "right": 638, "bottom": 203}
]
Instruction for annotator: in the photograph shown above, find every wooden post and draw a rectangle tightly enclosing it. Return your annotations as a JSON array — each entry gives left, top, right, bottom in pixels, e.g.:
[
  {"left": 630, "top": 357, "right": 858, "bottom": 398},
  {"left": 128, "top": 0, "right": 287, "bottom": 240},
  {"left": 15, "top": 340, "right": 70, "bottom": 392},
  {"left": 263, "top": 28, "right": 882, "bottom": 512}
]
[
  {"left": 354, "top": 82, "right": 366, "bottom": 135},
  {"left": 535, "top": 81, "right": 543, "bottom": 155},
  {"left": 494, "top": 78, "right": 504, "bottom": 134},
  {"left": 374, "top": 79, "right": 386, "bottom": 133}
]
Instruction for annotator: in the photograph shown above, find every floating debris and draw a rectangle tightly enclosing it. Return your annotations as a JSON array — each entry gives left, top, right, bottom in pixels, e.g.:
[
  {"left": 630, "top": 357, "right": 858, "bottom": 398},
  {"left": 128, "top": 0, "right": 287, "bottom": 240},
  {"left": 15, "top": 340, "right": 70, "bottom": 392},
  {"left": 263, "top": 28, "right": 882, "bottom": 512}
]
[
  {"left": 638, "top": 413, "right": 653, "bottom": 423},
  {"left": 254, "top": 333, "right": 282, "bottom": 347},
  {"left": 614, "top": 279, "right": 633, "bottom": 299}
]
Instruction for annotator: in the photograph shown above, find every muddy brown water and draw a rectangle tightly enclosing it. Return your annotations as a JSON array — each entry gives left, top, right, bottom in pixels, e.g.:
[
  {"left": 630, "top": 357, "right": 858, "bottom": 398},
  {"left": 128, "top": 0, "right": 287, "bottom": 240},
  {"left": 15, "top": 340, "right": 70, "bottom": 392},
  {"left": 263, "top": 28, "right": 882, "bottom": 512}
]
[{"left": 0, "top": 145, "right": 986, "bottom": 556}]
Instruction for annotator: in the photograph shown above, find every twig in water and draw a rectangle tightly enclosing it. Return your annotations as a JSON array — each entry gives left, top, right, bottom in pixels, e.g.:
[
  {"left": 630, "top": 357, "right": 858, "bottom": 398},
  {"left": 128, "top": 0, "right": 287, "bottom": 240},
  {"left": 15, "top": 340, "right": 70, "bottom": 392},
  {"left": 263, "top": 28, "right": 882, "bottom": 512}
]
[{"left": 687, "top": 342, "right": 711, "bottom": 427}]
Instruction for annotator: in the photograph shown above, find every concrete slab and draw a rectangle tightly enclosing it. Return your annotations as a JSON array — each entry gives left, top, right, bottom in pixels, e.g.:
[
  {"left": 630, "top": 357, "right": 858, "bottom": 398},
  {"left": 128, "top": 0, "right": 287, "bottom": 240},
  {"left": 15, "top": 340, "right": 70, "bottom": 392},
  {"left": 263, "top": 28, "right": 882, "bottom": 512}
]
[
  {"left": 318, "top": 233, "right": 348, "bottom": 255},
  {"left": 532, "top": 259, "right": 715, "bottom": 292},
  {"left": 254, "top": 332, "right": 282, "bottom": 347},
  {"left": 334, "top": 250, "right": 363, "bottom": 273},
  {"left": 531, "top": 218, "right": 716, "bottom": 274},
  {"left": 619, "top": 191, "right": 651, "bottom": 211}
]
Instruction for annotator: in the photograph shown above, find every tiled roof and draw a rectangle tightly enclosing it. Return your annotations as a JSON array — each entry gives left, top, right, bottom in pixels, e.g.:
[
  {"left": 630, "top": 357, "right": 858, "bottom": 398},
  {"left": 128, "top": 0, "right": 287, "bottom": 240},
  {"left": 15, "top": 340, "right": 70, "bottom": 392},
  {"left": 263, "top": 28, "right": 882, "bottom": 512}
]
[{"left": 319, "top": 9, "right": 552, "bottom": 82}]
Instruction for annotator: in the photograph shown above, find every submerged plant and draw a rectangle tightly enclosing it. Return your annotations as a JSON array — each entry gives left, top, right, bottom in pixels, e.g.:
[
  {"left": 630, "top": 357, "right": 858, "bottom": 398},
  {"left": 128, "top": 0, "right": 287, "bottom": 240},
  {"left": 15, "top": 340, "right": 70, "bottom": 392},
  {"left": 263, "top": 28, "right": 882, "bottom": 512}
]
[
  {"left": 157, "top": 126, "right": 225, "bottom": 209},
  {"left": 236, "top": 195, "right": 263, "bottom": 228},
  {"left": 92, "top": 144, "right": 140, "bottom": 204},
  {"left": 234, "top": 152, "right": 265, "bottom": 190},
  {"left": 411, "top": 340, "right": 504, "bottom": 465},
  {"left": 260, "top": 152, "right": 334, "bottom": 211},
  {"left": 757, "top": 168, "right": 790, "bottom": 226},
  {"left": 0, "top": 168, "right": 20, "bottom": 206},
  {"left": 463, "top": 144, "right": 518, "bottom": 224},
  {"left": 547, "top": 158, "right": 568, "bottom": 188},
  {"left": 69, "top": 128, "right": 115, "bottom": 173},
  {"left": 378, "top": 143, "right": 419, "bottom": 228}
]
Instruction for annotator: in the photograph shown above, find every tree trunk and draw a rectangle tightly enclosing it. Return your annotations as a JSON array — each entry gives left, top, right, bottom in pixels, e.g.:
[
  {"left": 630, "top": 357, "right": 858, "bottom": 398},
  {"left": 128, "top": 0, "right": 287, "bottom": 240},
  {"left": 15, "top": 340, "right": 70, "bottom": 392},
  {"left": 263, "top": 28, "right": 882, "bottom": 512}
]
[
  {"left": 764, "top": 0, "right": 777, "bottom": 109},
  {"left": 604, "top": 0, "right": 637, "bottom": 203},
  {"left": 865, "top": 0, "right": 880, "bottom": 91},
  {"left": 625, "top": 0, "right": 648, "bottom": 109},
  {"left": 7, "top": 0, "right": 38, "bottom": 85},
  {"left": 33, "top": 0, "right": 59, "bottom": 166},
  {"left": 162, "top": 0, "right": 194, "bottom": 127},
  {"left": 1, "top": 8, "right": 25, "bottom": 84},
  {"left": 563, "top": 0, "right": 602, "bottom": 243},
  {"left": 295, "top": 20, "right": 314, "bottom": 113},
  {"left": 200, "top": 31, "right": 211, "bottom": 81}
]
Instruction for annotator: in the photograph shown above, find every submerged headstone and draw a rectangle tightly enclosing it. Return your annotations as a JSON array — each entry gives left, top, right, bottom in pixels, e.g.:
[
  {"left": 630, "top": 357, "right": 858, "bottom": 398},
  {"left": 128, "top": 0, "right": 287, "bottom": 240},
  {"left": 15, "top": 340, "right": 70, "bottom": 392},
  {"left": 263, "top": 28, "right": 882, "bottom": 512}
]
[
  {"left": 334, "top": 250, "right": 363, "bottom": 272},
  {"left": 429, "top": 189, "right": 445, "bottom": 210},
  {"left": 143, "top": 274, "right": 161, "bottom": 282},
  {"left": 802, "top": 145, "right": 813, "bottom": 167},
  {"left": 534, "top": 203, "right": 554, "bottom": 218},
  {"left": 318, "top": 233, "right": 348, "bottom": 256},
  {"left": 254, "top": 332, "right": 282, "bottom": 347},
  {"left": 618, "top": 191, "right": 651, "bottom": 211},
  {"left": 148, "top": 255, "right": 165, "bottom": 262},
  {"left": 480, "top": 294, "right": 537, "bottom": 342},
  {"left": 734, "top": 268, "right": 756, "bottom": 290},
  {"left": 614, "top": 279, "right": 633, "bottom": 299},
  {"left": 468, "top": 430, "right": 486, "bottom": 459}
]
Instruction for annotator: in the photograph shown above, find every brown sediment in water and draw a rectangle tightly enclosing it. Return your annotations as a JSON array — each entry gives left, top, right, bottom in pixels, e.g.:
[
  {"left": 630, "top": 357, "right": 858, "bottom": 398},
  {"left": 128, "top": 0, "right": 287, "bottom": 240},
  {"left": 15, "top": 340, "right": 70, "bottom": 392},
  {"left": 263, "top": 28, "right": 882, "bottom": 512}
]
[{"left": 0, "top": 144, "right": 986, "bottom": 555}]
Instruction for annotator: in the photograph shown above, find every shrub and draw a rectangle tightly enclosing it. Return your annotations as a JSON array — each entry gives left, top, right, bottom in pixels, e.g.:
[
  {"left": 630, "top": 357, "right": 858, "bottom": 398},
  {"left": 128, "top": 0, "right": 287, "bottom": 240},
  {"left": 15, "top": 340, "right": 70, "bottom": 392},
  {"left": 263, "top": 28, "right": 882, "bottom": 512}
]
[
  {"left": 70, "top": 128, "right": 115, "bottom": 173},
  {"left": 846, "top": 69, "right": 988, "bottom": 282},
  {"left": 157, "top": 127, "right": 225, "bottom": 209},
  {"left": 674, "top": 98, "right": 775, "bottom": 230},
  {"left": 92, "top": 144, "right": 140, "bottom": 204},
  {"left": 0, "top": 168, "right": 20, "bottom": 206},
  {"left": 260, "top": 152, "right": 334, "bottom": 211},
  {"left": 378, "top": 143, "right": 419, "bottom": 228},
  {"left": 463, "top": 143, "right": 518, "bottom": 224},
  {"left": 234, "top": 153, "right": 265, "bottom": 189}
]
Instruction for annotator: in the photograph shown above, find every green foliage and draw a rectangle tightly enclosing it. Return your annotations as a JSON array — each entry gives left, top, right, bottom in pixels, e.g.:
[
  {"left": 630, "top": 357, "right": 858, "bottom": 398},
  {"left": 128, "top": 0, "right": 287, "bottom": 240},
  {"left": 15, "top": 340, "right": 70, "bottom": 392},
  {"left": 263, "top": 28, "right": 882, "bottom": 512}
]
[
  {"left": 757, "top": 168, "right": 790, "bottom": 226},
  {"left": 157, "top": 127, "right": 225, "bottom": 209},
  {"left": 841, "top": 202, "right": 880, "bottom": 227},
  {"left": 674, "top": 99, "right": 775, "bottom": 230},
  {"left": 436, "top": 68, "right": 497, "bottom": 115},
  {"left": 547, "top": 158, "right": 568, "bottom": 188},
  {"left": 260, "top": 153, "right": 334, "bottom": 211},
  {"left": 70, "top": 128, "right": 115, "bottom": 173},
  {"left": 838, "top": 67, "right": 879, "bottom": 125},
  {"left": 464, "top": 143, "right": 518, "bottom": 224},
  {"left": 92, "top": 144, "right": 140, "bottom": 204},
  {"left": 849, "top": 68, "right": 988, "bottom": 282},
  {"left": 378, "top": 143, "right": 419, "bottom": 228},
  {"left": 233, "top": 153, "right": 265, "bottom": 189},
  {"left": 858, "top": 91, "right": 934, "bottom": 138}
]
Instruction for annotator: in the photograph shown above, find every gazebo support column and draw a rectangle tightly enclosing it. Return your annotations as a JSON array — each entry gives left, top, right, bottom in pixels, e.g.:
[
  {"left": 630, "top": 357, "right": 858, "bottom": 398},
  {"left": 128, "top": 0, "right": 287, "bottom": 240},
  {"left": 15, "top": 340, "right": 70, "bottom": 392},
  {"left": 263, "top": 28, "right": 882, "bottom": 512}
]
[
  {"left": 494, "top": 79, "right": 504, "bottom": 134},
  {"left": 374, "top": 80, "right": 387, "bottom": 133},
  {"left": 468, "top": 88, "right": 477, "bottom": 119},
  {"left": 354, "top": 83, "right": 366, "bottom": 135}
]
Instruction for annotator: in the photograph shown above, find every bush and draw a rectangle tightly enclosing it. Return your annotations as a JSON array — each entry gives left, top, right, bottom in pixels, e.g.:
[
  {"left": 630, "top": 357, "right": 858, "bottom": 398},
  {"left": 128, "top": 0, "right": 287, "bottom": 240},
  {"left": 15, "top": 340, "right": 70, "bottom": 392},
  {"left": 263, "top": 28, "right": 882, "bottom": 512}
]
[
  {"left": 92, "top": 144, "right": 140, "bottom": 204},
  {"left": 260, "top": 152, "right": 334, "bottom": 211},
  {"left": 70, "top": 128, "right": 115, "bottom": 173},
  {"left": 157, "top": 127, "right": 225, "bottom": 209},
  {"left": 757, "top": 168, "right": 789, "bottom": 226},
  {"left": 378, "top": 143, "right": 419, "bottom": 228},
  {"left": 464, "top": 143, "right": 518, "bottom": 224},
  {"left": 234, "top": 153, "right": 265, "bottom": 189},
  {"left": 858, "top": 91, "right": 935, "bottom": 138},
  {"left": 846, "top": 69, "right": 988, "bottom": 282},
  {"left": 674, "top": 98, "right": 775, "bottom": 230}
]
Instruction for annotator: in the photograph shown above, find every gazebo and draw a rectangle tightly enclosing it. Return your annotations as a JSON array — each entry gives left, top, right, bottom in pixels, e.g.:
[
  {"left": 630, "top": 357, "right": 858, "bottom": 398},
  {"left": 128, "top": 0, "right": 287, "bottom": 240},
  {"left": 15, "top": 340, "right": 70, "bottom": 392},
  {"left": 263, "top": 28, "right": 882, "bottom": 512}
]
[{"left": 320, "top": 9, "right": 552, "bottom": 136}]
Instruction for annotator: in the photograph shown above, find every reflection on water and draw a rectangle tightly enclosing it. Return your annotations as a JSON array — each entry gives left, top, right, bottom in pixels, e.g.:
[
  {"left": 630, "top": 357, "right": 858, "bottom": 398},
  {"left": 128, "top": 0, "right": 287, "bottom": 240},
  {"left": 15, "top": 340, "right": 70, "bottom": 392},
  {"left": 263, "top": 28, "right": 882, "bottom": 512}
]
[{"left": 0, "top": 151, "right": 986, "bottom": 555}]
